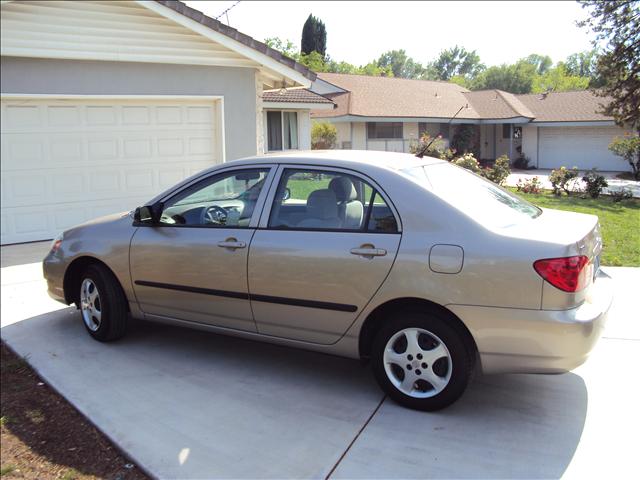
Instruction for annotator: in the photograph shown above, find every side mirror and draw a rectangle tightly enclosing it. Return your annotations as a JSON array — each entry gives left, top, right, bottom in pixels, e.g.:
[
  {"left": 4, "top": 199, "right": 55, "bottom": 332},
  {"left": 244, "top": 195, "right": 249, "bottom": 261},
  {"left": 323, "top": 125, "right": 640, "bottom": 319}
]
[
  {"left": 133, "top": 202, "right": 163, "bottom": 225},
  {"left": 282, "top": 188, "right": 291, "bottom": 201}
]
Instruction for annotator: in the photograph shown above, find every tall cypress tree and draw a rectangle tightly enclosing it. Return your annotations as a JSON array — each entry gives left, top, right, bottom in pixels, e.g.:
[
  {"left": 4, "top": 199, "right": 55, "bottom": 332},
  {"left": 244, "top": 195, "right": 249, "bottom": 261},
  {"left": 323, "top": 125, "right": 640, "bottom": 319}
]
[{"left": 301, "top": 14, "right": 327, "bottom": 57}]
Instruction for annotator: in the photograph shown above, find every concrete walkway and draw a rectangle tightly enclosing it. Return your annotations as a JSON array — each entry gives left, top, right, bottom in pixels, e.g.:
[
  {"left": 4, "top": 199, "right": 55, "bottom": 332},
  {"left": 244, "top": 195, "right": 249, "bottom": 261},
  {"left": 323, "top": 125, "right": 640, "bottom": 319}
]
[
  {"left": 506, "top": 169, "right": 640, "bottom": 197},
  {"left": 1, "top": 245, "right": 639, "bottom": 479}
]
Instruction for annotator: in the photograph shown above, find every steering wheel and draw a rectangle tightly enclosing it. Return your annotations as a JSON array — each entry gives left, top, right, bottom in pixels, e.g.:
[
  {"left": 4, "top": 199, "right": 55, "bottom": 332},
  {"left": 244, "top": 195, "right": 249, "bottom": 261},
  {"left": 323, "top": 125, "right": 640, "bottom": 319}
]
[{"left": 200, "top": 205, "right": 228, "bottom": 225}]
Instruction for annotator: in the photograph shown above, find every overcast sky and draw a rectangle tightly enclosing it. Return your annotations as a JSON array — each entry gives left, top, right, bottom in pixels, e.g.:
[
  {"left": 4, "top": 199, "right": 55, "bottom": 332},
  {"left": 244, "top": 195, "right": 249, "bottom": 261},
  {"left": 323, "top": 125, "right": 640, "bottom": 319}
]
[{"left": 183, "top": 1, "right": 597, "bottom": 67}]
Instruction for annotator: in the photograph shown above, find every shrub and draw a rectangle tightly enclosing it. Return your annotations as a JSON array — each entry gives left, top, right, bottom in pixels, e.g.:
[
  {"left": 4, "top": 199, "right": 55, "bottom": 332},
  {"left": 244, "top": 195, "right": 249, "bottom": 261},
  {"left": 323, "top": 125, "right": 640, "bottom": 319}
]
[
  {"left": 311, "top": 121, "right": 337, "bottom": 149},
  {"left": 549, "top": 166, "right": 579, "bottom": 196},
  {"left": 512, "top": 156, "right": 531, "bottom": 170},
  {"left": 410, "top": 133, "right": 456, "bottom": 160},
  {"left": 450, "top": 124, "right": 475, "bottom": 154},
  {"left": 453, "top": 153, "right": 481, "bottom": 173},
  {"left": 516, "top": 176, "right": 543, "bottom": 194},
  {"left": 582, "top": 169, "right": 609, "bottom": 198},
  {"left": 483, "top": 155, "right": 511, "bottom": 185},
  {"left": 609, "top": 133, "right": 640, "bottom": 180},
  {"left": 611, "top": 188, "right": 634, "bottom": 202}
]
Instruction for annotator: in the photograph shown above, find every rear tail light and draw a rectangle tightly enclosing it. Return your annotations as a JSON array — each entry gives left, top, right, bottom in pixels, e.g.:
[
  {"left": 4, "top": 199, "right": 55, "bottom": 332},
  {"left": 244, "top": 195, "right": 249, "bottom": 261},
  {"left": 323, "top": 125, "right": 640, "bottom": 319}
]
[{"left": 533, "top": 255, "right": 591, "bottom": 292}]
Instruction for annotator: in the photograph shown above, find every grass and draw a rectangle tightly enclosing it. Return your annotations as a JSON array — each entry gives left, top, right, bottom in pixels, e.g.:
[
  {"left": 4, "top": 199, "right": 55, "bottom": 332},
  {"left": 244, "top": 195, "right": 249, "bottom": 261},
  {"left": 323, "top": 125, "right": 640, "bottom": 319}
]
[
  {"left": 0, "top": 465, "right": 15, "bottom": 477},
  {"left": 509, "top": 189, "right": 640, "bottom": 266}
]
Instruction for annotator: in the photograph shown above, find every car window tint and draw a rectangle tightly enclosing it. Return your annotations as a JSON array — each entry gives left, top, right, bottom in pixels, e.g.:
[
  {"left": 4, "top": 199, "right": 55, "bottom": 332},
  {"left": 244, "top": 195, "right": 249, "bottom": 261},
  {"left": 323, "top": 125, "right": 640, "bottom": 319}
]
[
  {"left": 270, "top": 169, "right": 384, "bottom": 231},
  {"left": 159, "top": 169, "right": 269, "bottom": 227},
  {"left": 367, "top": 193, "right": 398, "bottom": 233}
]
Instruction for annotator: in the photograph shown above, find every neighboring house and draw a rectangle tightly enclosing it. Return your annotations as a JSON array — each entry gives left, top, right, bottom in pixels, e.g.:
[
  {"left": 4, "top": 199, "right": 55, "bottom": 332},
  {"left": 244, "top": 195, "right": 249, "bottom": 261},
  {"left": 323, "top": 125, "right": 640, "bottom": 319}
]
[
  {"left": 0, "top": 0, "right": 332, "bottom": 245},
  {"left": 311, "top": 73, "right": 626, "bottom": 172}
]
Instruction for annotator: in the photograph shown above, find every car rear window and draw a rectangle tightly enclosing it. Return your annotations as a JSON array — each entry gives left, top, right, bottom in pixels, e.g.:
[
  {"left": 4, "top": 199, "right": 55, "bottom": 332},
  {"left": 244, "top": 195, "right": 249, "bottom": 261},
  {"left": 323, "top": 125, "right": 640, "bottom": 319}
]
[{"left": 404, "top": 163, "right": 541, "bottom": 227}]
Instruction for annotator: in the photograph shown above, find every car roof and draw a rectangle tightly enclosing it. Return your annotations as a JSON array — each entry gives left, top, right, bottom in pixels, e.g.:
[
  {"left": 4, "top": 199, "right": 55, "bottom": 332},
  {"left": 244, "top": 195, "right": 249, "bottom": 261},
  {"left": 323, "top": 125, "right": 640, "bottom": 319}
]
[{"left": 225, "top": 150, "right": 444, "bottom": 171}]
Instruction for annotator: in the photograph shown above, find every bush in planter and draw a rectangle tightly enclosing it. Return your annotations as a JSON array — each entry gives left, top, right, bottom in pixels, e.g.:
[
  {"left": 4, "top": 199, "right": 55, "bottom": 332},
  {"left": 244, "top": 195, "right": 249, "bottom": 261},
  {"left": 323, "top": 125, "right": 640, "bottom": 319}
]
[
  {"left": 311, "top": 121, "right": 337, "bottom": 149},
  {"left": 611, "top": 188, "right": 634, "bottom": 202},
  {"left": 450, "top": 124, "right": 475, "bottom": 154},
  {"left": 516, "top": 176, "right": 543, "bottom": 194},
  {"left": 549, "top": 166, "right": 579, "bottom": 196},
  {"left": 453, "top": 153, "right": 482, "bottom": 173},
  {"left": 483, "top": 155, "right": 511, "bottom": 186},
  {"left": 582, "top": 169, "right": 608, "bottom": 198},
  {"left": 410, "top": 133, "right": 456, "bottom": 160}
]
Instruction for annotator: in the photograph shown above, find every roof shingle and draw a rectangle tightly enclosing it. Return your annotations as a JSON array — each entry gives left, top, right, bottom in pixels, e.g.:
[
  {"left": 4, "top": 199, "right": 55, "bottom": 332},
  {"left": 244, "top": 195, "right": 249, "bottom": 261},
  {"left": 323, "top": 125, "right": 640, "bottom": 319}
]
[
  {"left": 517, "top": 91, "right": 612, "bottom": 122},
  {"left": 263, "top": 89, "right": 333, "bottom": 104}
]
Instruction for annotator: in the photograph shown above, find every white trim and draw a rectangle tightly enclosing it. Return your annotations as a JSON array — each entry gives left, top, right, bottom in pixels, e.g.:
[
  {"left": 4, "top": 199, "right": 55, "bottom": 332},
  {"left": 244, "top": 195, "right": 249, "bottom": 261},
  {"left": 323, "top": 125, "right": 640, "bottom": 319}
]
[
  {"left": 0, "top": 93, "right": 224, "bottom": 100},
  {"left": 138, "top": 1, "right": 311, "bottom": 88},
  {"left": 531, "top": 121, "right": 616, "bottom": 127},
  {"left": 1, "top": 93, "right": 227, "bottom": 162},
  {"left": 314, "top": 114, "right": 534, "bottom": 124},
  {"left": 263, "top": 101, "right": 334, "bottom": 110}
]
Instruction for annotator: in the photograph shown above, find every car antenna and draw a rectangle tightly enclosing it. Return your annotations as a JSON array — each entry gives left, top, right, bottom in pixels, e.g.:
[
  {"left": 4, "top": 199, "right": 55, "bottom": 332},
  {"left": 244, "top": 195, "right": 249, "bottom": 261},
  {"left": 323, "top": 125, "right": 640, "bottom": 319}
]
[{"left": 415, "top": 104, "right": 468, "bottom": 158}]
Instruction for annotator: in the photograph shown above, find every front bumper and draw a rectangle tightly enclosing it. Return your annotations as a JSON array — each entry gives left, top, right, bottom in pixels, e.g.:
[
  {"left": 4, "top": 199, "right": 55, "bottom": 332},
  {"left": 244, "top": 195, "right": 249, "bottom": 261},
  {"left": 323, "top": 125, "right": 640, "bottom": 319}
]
[
  {"left": 449, "top": 270, "right": 614, "bottom": 374},
  {"left": 43, "top": 252, "right": 68, "bottom": 304}
]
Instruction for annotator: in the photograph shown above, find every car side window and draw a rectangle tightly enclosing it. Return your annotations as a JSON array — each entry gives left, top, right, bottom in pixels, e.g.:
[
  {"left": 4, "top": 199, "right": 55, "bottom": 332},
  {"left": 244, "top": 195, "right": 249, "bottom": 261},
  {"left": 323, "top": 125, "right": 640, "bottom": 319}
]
[
  {"left": 159, "top": 168, "right": 270, "bottom": 227},
  {"left": 268, "top": 168, "right": 398, "bottom": 233}
]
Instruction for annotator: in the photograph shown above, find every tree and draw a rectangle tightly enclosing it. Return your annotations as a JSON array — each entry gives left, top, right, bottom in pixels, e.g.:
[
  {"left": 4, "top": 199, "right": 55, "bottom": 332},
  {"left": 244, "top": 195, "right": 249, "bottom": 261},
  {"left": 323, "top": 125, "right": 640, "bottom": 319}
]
[
  {"left": 578, "top": 1, "right": 640, "bottom": 131},
  {"left": 301, "top": 14, "right": 327, "bottom": 57},
  {"left": 311, "top": 121, "right": 337, "bottom": 149},
  {"left": 376, "top": 50, "right": 427, "bottom": 78},
  {"left": 609, "top": 133, "right": 640, "bottom": 179},
  {"left": 428, "top": 45, "right": 485, "bottom": 81},
  {"left": 532, "top": 64, "right": 590, "bottom": 92},
  {"left": 523, "top": 54, "right": 553, "bottom": 75},
  {"left": 471, "top": 61, "right": 538, "bottom": 93},
  {"left": 264, "top": 37, "right": 298, "bottom": 59}
]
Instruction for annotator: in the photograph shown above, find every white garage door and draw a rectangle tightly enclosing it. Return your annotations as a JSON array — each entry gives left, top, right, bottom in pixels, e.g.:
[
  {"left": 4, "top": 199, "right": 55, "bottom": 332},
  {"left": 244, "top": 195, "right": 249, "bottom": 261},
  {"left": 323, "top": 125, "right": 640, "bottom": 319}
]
[
  {"left": 538, "top": 126, "right": 624, "bottom": 171},
  {"left": 1, "top": 97, "right": 223, "bottom": 244}
]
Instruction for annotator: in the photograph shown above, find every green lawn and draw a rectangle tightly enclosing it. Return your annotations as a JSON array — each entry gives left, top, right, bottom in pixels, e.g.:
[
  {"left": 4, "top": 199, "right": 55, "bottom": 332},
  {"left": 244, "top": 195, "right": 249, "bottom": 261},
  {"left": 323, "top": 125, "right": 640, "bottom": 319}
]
[{"left": 509, "top": 189, "right": 640, "bottom": 267}]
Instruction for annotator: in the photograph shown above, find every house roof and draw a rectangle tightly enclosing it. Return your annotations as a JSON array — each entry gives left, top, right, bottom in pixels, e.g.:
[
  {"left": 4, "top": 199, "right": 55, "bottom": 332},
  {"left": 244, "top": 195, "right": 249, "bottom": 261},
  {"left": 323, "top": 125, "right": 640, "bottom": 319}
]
[
  {"left": 263, "top": 89, "right": 333, "bottom": 104},
  {"left": 311, "top": 73, "right": 613, "bottom": 123},
  {"left": 313, "top": 73, "right": 482, "bottom": 120},
  {"left": 462, "top": 90, "right": 535, "bottom": 120},
  {"left": 154, "top": 0, "right": 315, "bottom": 82},
  {"left": 517, "top": 91, "right": 612, "bottom": 122}
]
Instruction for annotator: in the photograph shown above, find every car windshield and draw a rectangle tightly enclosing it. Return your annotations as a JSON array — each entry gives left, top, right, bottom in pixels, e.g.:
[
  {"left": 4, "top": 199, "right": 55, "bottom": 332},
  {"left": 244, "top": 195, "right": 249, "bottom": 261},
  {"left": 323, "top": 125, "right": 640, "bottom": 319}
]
[{"left": 403, "top": 163, "right": 542, "bottom": 227}]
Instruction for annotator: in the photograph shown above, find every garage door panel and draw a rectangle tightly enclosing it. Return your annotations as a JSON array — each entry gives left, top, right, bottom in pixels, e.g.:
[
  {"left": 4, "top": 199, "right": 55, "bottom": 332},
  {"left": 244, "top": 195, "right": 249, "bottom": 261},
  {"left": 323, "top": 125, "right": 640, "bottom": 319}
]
[
  {"left": 1, "top": 98, "right": 223, "bottom": 244},
  {"left": 538, "top": 126, "right": 625, "bottom": 171}
]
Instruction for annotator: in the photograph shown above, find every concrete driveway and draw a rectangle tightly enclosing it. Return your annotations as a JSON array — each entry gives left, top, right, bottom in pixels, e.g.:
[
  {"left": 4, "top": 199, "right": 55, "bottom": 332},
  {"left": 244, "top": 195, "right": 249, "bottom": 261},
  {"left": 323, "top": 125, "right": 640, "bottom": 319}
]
[{"left": 1, "top": 242, "right": 638, "bottom": 479}]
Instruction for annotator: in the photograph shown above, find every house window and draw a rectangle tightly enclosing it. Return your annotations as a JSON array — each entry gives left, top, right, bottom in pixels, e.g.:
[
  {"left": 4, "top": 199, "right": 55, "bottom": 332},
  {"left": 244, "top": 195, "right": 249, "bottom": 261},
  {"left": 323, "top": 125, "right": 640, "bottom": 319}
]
[
  {"left": 419, "top": 122, "right": 449, "bottom": 139},
  {"left": 267, "top": 111, "right": 298, "bottom": 151},
  {"left": 367, "top": 122, "right": 403, "bottom": 139},
  {"left": 502, "top": 124, "right": 522, "bottom": 139}
]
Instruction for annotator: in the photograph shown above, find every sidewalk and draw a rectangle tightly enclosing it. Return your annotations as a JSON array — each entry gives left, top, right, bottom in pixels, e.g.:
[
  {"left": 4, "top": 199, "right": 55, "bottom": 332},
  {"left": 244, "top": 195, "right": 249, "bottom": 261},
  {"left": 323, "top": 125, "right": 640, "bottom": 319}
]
[{"left": 506, "top": 169, "right": 640, "bottom": 197}]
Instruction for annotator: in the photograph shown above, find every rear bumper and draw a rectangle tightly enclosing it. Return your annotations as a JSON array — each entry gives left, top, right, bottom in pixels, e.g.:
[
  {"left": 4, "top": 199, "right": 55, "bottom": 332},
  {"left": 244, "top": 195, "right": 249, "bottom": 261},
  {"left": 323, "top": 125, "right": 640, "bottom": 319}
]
[{"left": 449, "top": 270, "right": 613, "bottom": 374}]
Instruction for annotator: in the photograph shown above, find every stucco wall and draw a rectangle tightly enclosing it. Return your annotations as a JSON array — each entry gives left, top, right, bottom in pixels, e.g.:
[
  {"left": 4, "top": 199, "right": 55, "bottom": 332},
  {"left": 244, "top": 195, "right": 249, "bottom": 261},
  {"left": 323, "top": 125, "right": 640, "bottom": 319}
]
[
  {"left": 352, "top": 122, "right": 367, "bottom": 150},
  {"left": 0, "top": 57, "right": 258, "bottom": 161},
  {"left": 333, "top": 122, "right": 352, "bottom": 148}
]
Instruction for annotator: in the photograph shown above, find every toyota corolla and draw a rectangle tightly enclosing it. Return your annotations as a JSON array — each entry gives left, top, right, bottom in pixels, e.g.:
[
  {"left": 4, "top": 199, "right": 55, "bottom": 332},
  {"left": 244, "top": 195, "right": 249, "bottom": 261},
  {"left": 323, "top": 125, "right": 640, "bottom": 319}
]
[{"left": 43, "top": 151, "right": 613, "bottom": 410}]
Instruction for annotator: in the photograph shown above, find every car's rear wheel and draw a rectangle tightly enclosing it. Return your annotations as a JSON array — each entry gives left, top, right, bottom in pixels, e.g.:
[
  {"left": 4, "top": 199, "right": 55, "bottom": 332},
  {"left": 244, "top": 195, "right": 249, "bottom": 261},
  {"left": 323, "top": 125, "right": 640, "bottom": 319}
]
[
  {"left": 371, "top": 311, "right": 473, "bottom": 411},
  {"left": 79, "top": 264, "right": 128, "bottom": 342}
]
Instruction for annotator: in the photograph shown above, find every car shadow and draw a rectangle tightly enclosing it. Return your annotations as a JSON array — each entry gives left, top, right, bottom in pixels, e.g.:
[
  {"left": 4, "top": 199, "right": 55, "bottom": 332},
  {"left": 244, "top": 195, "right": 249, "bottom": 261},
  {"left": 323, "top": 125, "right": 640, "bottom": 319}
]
[{"left": 2, "top": 310, "right": 588, "bottom": 479}]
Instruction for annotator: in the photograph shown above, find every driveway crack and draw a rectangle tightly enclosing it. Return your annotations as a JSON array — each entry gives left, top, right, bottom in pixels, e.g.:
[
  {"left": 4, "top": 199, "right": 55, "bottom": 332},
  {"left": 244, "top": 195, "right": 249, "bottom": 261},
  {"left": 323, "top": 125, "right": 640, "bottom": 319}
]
[{"left": 325, "top": 395, "right": 386, "bottom": 479}]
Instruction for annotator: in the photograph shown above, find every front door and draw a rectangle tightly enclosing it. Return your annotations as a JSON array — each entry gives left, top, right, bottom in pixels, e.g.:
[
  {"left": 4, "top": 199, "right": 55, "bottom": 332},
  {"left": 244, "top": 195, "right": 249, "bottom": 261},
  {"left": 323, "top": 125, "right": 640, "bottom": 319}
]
[
  {"left": 130, "top": 166, "right": 273, "bottom": 332},
  {"left": 248, "top": 166, "right": 401, "bottom": 344}
]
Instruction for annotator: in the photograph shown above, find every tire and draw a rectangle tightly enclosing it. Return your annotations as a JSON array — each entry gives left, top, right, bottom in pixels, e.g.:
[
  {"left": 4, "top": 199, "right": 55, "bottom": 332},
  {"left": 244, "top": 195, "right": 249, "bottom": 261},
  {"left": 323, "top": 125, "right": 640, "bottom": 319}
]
[
  {"left": 78, "top": 264, "right": 128, "bottom": 342},
  {"left": 371, "top": 310, "right": 473, "bottom": 411}
]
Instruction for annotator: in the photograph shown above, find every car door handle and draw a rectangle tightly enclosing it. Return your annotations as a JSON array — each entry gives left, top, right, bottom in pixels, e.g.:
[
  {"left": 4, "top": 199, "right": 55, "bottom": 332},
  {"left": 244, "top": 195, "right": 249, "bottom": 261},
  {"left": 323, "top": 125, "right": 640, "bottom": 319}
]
[
  {"left": 350, "top": 247, "right": 387, "bottom": 257},
  {"left": 217, "top": 239, "right": 246, "bottom": 249}
]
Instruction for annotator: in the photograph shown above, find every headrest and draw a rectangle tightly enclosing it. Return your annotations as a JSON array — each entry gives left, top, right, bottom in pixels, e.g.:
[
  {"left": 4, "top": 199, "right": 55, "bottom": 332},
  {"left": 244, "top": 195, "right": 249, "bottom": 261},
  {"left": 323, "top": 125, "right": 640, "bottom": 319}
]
[
  {"left": 307, "top": 189, "right": 338, "bottom": 220},
  {"left": 329, "top": 176, "right": 357, "bottom": 202}
]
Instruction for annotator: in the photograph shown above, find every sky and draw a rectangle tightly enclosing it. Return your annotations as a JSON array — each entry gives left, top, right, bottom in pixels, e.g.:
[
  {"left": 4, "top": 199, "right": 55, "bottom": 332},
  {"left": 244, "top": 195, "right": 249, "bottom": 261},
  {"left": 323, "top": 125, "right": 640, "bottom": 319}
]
[{"left": 183, "top": 1, "right": 597, "bottom": 67}]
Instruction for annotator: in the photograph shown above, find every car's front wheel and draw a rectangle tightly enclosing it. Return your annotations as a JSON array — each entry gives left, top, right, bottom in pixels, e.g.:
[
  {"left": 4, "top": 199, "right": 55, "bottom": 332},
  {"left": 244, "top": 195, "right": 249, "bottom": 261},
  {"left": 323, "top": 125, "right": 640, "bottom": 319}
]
[
  {"left": 79, "top": 264, "right": 128, "bottom": 342},
  {"left": 371, "top": 311, "right": 473, "bottom": 411}
]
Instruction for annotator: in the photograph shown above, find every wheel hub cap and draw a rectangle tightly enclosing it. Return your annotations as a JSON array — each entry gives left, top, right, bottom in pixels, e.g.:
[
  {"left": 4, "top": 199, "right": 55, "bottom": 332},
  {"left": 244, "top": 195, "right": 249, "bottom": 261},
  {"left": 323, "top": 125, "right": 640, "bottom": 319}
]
[
  {"left": 383, "top": 327, "right": 452, "bottom": 399},
  {"left": 80, "top": 278, "right": 102, "bottom": 332}
]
